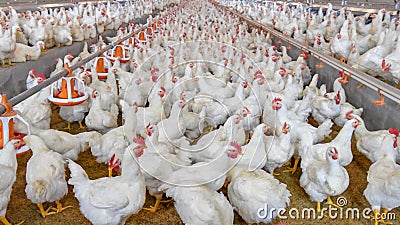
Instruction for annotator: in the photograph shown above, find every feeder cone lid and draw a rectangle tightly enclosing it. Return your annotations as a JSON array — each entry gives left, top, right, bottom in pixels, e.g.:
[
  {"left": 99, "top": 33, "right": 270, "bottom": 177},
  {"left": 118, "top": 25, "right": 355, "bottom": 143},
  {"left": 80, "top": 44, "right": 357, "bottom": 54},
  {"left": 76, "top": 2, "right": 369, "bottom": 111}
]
[{"left": 0, "top": 94, "right": 17, "bottom": 117}]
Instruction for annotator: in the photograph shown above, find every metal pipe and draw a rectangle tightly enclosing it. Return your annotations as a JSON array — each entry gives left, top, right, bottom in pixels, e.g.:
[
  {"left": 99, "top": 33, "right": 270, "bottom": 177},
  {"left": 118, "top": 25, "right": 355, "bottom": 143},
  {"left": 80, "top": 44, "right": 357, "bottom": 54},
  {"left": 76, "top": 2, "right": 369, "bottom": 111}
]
[
  {"left": 213, "top": 1, "right": 400, "bottom": 104},
  {"left": 0, "top": 20, "right": 148, "bottom": 115}
]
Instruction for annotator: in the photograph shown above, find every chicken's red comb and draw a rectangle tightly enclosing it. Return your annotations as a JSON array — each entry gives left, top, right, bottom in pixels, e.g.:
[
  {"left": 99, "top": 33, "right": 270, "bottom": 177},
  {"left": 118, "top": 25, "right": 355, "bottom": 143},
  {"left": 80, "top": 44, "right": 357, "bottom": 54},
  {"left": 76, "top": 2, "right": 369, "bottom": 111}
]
[
  {"left": 254, "top": 74, "right": 264, "bottom": 80},
  {"left": 133, "top": 136, "right": 145, "bottom": 146},
  {"left": 146, "top": 123, "right": 151, "bottom": 129},
  {"left": 160, "top": 86, "right": 166, "bottom": 92},
  {"left": 339, "top": 70, "right": 344, "bottom": 77},
  {"left": 230, "top": 141, "right": 242, "bottom": 152},
  {"left": 254, "top": 70, "right": 262, "bottom": 76},
  {"left": 36, "top": 73, "right": 46, "bottom": 80},
  {"left": 109, "top": 154, "right": 117, "bottom": 166},
  {"left": 345, "top": 110, "right": 354, "bottom": 119},
  {"left": 273, "top": 97, "right": 282, "bottom": 103},
  {"left": 388, "top": 128, "right": 399, "bottom": 137},
  {"left": 280, "top": 67, "right": 286, "bottom": 73},
  {"left": 381, "top": 59, "right": 386, "bottom": 68}
]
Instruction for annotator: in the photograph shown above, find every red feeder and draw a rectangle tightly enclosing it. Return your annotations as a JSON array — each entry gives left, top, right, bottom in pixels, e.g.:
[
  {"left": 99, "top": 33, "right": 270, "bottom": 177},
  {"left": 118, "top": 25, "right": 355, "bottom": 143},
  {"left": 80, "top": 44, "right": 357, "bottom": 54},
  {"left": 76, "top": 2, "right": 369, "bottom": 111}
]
[
  {"left": 106, "top": 45, "right": 131, "bottom": 63},
  {"left": 48, "top": 64, "right": 89, "bottom": 106},
  {"left": 0, "top": 95, "right": 31, "bottom": 156}
]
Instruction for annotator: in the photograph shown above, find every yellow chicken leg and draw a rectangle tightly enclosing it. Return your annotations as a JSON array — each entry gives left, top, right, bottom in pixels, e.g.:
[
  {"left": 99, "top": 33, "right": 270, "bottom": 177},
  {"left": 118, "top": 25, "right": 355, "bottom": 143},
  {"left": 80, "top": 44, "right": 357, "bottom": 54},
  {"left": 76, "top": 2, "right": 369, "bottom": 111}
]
[
  {"left": 0, "top": 217, "right": 23, "bottom": 225},
  {"left": 324, "top": 196, "right": 341, "bottom": 208},
  {"left": 283, "top": 158, "right": 299, "bottom": 174},
  {"left": 78, "top": 121, "right": 86, "bottom": 129},
  {"left": 2, "top": 59, "right": 7, "bottom": 68},
  {"left": 271, "top": 171, "right": 280, "bottom": 176},
  {"left": 37, "top": 203, "right": 56, "bottom": 218},
  {"left": 143, "top": 198, "right": 161, "bottom": 213},
  {"left": 316, "top": 202, "right": 321, "bottom": 213},
  {"left": 54, "top": 200, "right": 72, "bottom": 213},
  {"left": 7, "top": 58, "right": 14, "bottom": 66},
  {"left": 63, "top": 122, "right": 71, "bottom": 131},
  {"left": 371, "top": 209, "right": 393, "bottom": 225}
]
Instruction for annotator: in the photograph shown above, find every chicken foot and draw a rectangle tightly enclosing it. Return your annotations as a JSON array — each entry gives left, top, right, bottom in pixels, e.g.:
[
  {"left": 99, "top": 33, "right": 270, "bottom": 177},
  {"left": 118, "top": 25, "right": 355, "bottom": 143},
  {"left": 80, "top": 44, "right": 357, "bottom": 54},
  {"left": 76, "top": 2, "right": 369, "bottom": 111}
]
[
  {"left": 371, "top": 209, "right": 393, "bottom": 225},
  {"left": 283, "top": 158, "right": 299, "bottom": 174},
  {"left": 64, "top": 122, "right": 72, "bottom": 131},
  {"left": 36, "top": 203, "right": 56, "bottom": 218},
  {"left": 78, "top": 121, "right": 86, "bottom": 129},
  {"left": 51, "top": 200, "right": 72, "bottom": 213},
  {"left": 0, "top": 217, "right": 24, "bottom": 225},
  {"left": 143, "top": 197, "right": 173, "bottom": 213},
  {"left": 270, "top": 171, "right": 280, "bottom": 176},
  {"left": 1, "top": 59, "right": 8, "bottom": 68},
  {"left": 324, "top": 196, "right": 342, "bottom": 209},
  {"left": 143, "top": 198, "right": 162, "bottom": 213},
  {"left": 7, "top": 58, "right": 14, "bottom": 66}
]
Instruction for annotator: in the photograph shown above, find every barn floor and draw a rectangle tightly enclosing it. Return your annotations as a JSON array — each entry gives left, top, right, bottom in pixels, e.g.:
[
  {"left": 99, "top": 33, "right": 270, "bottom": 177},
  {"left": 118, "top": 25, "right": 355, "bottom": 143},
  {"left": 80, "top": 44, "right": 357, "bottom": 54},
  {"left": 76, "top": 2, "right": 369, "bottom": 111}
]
[{"left": 5, "top": 104, "right": 399, "bottom": 225}]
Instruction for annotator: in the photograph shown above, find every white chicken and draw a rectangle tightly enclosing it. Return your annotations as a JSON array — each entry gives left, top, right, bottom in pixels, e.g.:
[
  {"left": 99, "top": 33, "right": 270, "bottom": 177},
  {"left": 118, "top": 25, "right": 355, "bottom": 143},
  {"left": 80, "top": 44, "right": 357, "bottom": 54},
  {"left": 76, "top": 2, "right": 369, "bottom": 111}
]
[
  {"left": 23, "top": 135, "right": 70, "bottom": 218},
  {"left": 264, "top": 122, "right": 293, "bottom": 175},
  {"left": 159, "top": 185, "right": 234, "bottom": 225},
  {"left": 14, "top": 70, "right": 51, "bottom": 130},
  {"left": 227, "top": 166, "right": 291, "bottom": 224},
  {"left": 300, "top": 146, "right": 349, "bottom": 213},
  {"left": 88, "top": 101, "right": 137, "bottom": 165},
  {"left": 67, "top": 137, "right": 146, "bottom": 225},
  {"left": 11, "top": 41, "right": 44, "bottom": 63},
  {"left": 352, "top": 114, "right": 399, "bottom": 163},
  {"left": 156, "top": 99, "right": 187, "bottom": 143},
  {"left": 0, "top": 140, "right": 25, "bottom": 225},
  {"left": 301, "top": 118, "right": 360, "bottom": 168},
  {"left": 165, "top": 141, "right": 242, "bottom": 191},
  {"left": 230, "top": 123, "right": 268, "bottom": 171},
  {"left": 363, "top": 134, "right": 400, "bottom": 225},
  {"left": 85, "top": 89, "right": 119, "bottom": 134},
  {"left": 311, "top": 90, "right": 342, "bottom": 125}
]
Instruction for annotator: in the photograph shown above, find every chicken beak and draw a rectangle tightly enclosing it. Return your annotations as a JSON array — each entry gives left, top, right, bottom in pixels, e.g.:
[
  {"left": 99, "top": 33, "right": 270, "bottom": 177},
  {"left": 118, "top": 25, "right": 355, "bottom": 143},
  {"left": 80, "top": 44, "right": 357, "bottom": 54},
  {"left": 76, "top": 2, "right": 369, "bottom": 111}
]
[
  {"left": 332, "top": 152, "right": 338, "bottom": 160},
  {"left": 282, "top": 127, "right": 287, "bottom": 134}
]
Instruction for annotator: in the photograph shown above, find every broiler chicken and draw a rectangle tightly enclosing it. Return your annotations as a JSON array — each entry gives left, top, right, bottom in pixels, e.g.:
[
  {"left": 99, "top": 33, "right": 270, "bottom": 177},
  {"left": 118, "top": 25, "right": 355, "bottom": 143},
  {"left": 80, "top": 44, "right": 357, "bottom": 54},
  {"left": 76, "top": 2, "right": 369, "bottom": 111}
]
[
  {"left": 311, "top": 90, "right": 341, "bottom": 125},
  {"left": 227, "top": 166, "right": 291, "bottom": 224},
  {"left": 67, "top": 137, "right": 146, "bottom": 225},
  {"left": 301, "top": 118, "right": 360, "bottom": 168},
  {"left": 156, "top": 99, "right": 187, "bottom": 143},
  {"left": 264, "top": 122, "right": 293, "bottom": 175},
  {"left": 14, "top": 70, "right": 51, "bottom": 130},
  {"left": 300, "top": 146, "right": 349, "bottom": 213},
  {"left": 23, "top": 135, "right": 71, "bottom": 218},
  {"left": 166, "top": 141, "right": 242, "bottom": 191},
  {"left": 162, "top": 184, "right": 234, "bottom": 225},
  {"left": 0, "top": 140, "right": 25, "bottom": 225},
  {"left": 14, "top": 121, "right": 100, "bottom": 161},
  {"left": 352, "top": 114, "right": 399, "bottom": 163},
  {"left": 11, "top": 41, "right": 44, "bottom": 62},
  {"left": 85, "top": 89, "right": 119, "bottom": 134},
  {"left": 139, "top": 123, "right": 191, "bottom": 213},
  {"left": 0, "top": 25, "right": 18, "bottom": 67},
  {"left": 363, "top": 134, "right": 400, "bottom": 225},
  {"left": 88, "top": 101, "right": 137, "bottom": 166},
  {"left": 229, "top": 123, "right": 268, "bottom": 171}
]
